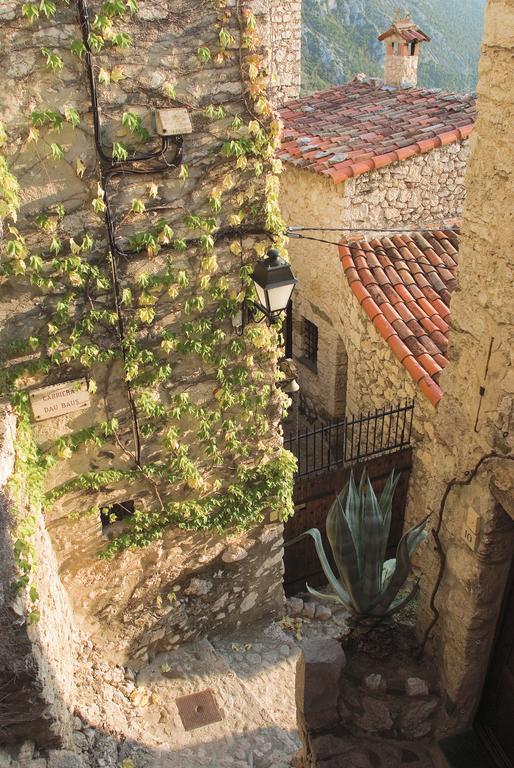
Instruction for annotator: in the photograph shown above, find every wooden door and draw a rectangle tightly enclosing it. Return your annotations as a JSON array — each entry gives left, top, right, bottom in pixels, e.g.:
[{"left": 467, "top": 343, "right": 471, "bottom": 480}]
[{"left": 477, "top": 556, "right": 514, "bottom": 767}]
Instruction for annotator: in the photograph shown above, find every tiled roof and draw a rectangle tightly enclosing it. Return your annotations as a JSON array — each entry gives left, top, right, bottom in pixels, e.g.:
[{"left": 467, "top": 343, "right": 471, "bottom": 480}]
[
  {"left": 279, "top": 81, "right": 476, "bottom": 184},
  {"left": 339, "top": 230, "right": 459, "bottom": 406}
]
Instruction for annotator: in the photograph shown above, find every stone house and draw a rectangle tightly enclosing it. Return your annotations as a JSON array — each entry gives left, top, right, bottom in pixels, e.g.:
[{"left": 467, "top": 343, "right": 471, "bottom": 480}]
[
  {"left": 0, "top": 0, "right": 301, "bottom": 746},
  {"left": 279, "top": 15, "right": 475, "bottom": 424},
  {"left": 410, "top": 0, "right": 514, "bottom": 757},
  {"left": 283, "top": 5, "right": 514, "bottom": 764},
  {"left": 295, "top": 5, "right": 514, "bottom": 763}
]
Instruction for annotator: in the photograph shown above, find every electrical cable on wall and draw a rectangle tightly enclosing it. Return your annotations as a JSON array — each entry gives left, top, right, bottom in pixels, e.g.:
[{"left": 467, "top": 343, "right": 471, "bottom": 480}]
[
  {"left": 75, "top": 0, "right": 277, "bottom": 464},
  {"left": 76, "top": 0, "right": 185, "bottom": 463}
]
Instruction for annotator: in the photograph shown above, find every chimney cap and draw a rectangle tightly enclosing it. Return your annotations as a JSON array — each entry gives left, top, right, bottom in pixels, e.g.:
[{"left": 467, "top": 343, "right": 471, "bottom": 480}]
[{"left": 378, "top": 13, "right": 431, "bottom": 43}]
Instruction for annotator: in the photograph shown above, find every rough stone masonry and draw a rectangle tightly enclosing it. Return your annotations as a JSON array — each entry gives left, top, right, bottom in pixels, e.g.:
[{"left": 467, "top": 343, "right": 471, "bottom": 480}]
[{"left": 0, "top": 0, "right": 302, "bottom": 724}]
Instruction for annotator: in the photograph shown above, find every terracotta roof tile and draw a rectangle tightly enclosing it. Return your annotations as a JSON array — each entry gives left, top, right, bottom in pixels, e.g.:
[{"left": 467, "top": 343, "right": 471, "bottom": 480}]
[
  {"left": 403, "top": 355, "right": 429, "bottom": 384},
  {"left": 368, "top": 284, "right": 388, "bottom": 304},
  {"left": 340, "top": 230, "right": 459, "bottom": 406},
  {"left": 279, "top": 81, "right": 476, "bottom": 183},
  {"left": 362, "top": 296, "right": 381, "bottom": 320},
  {"left": 431, "top": 315, "right": 450, "bottom": 334}
]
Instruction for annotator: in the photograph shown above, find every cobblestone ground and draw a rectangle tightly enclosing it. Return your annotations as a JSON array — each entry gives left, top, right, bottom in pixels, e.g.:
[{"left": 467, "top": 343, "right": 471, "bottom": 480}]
[{"left": 0, "top": 600, "right": 436, "bottom": 768}]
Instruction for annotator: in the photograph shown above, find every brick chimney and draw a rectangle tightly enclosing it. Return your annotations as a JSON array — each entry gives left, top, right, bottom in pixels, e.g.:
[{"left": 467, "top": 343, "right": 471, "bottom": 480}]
[{"left": 378, "top": 12, "right": 430, "bottom": 88}]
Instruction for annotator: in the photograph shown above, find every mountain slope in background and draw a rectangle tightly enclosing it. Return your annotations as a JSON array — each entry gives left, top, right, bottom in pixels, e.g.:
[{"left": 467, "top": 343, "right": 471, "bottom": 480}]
[{"left": 302, "top": 0, "right": 487, "bottom": 95}]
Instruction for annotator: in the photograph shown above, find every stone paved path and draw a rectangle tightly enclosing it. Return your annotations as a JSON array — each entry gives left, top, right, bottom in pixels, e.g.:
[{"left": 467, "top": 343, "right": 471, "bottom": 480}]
[{"left": 0, "top": 602, "right": 436, "bottom": 768}]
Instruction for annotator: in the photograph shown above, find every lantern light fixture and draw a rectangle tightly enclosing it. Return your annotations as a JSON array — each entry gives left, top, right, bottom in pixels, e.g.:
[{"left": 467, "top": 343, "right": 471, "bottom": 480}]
[{"left": 247, "top": 248, "right": 298, "bottom": 326}]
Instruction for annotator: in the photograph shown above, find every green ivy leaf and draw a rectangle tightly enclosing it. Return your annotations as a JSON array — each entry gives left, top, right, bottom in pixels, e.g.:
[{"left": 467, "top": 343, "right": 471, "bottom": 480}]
[
  {"left": 197, "top": 47, "right": 211, "bottom": 63},
  {"left": 41, "top": 48, "right": 64, "bottom": 72},
  {"left": 39, "top": 0, "right": 56, "bottom": 18},
  {"left": 112, "top": 32, "right": 132, "bottom": 48},
  {"left": 22, "top": 3, "right": 40, "bottom": 22},
  {"left": 64, "top": 106, "right": 80, "bottom": 127},
  {"left": 122, "top": 112, "right": 149, "bottom": 142},
  {"left": 70, "top": 40, "right": 87, "bottom": 58}
]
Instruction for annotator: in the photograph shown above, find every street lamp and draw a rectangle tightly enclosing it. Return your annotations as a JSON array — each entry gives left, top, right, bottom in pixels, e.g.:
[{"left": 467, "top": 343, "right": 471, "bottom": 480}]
[{"left": 248, "top": 248, "right": 298, "bottom": 325}]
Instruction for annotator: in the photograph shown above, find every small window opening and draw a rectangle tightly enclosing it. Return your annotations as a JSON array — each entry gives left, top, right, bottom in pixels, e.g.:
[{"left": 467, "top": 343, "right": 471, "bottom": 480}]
[
  {"left": 100, "top": 500, "right": 134, "bottom": 533},
  {"left": 410, "top": 41, "right": 417, "bottom": 56},
  {"left": 301, "top": 318, "right": 318, "bottom": 370},
  {"left": 391, "top": 41, "right": 397, "bottom": 56}
]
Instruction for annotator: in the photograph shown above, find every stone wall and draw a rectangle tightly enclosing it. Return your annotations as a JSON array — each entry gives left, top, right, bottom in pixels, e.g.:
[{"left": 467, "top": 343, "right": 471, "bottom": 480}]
[
  {"left": 1, "top": 1, "right": 288, "bottom": 659},
  {"left": 0, "top": 408, "right": 75, "bottom": 747},
  {"left": 280, "top": 170, "right": 347, "bottom": 422},
  {"left": 294, "top": 632, "right": 441, "bottom": 768},
  {"left": 343, "top": 141, "right": 469, "bottom": 229},
  {"left": 279, "top": 162, "right": 446, "bottom": 430},
  {"left": 269, "top": 0, "right": 302, "bottom": 104},
  {"left": 409, "top": 0, "right": 514, "bottom": 736},
  {"left": 48, "top": 506, "right": 285, "bottom": 665}
]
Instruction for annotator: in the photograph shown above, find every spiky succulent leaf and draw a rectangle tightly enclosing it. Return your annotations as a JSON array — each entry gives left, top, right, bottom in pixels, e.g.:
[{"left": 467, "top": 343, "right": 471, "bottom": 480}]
[
  {"left": 382, "top": 579, "right": 420, "bottom": 618},
  {"left": 326, "top": 485, "right": 362, "bottom": 609},
  {"left": 377, "top": 470, "right": 400, "bottom": 563},
  {"left": 306, "top": 584, "right": 345, "bottom": 603},
  {"left": 359, "top": 476, "right": 386, "bottom": 609},
  {"left": 294, "top": 469, "right": 428, "bottom": 619},
  {"left": 344, "top": 472, "right": 364, "bottom": 576},
  {"left": 287, "top": 527, "right": 355, "bottom": 609},
  {"left": 382, "top": 558, "right": 396, "bottom": 589},
  {"left": 372, "top": 515, "right": 429, "bottom": 615}
]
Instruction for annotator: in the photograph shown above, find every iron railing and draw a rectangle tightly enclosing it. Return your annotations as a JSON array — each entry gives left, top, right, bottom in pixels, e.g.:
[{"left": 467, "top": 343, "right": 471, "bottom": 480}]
[{"left": 284, "top": 400, "right": 414, "bottom": 478}]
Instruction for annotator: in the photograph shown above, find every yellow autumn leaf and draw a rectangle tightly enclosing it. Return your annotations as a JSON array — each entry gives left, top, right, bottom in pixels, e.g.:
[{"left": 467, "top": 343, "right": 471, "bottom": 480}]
[
  {"left": 75, "top": 158, "right": 86, "bottom": 178},
  {"left": 221, "top": 173, "right": 234, "bottom": 190},
  {"left": 146, "top": 182, "right": 158, "bottom": 199},
  {"left": 98, "top": 67, "right": 110, "bottom": 85},
  {"left": 111, "top": 66, "right": 125, "bottom": 82},
  {"left": 69, "top": 238, "right": 81, "bottom": 255}
]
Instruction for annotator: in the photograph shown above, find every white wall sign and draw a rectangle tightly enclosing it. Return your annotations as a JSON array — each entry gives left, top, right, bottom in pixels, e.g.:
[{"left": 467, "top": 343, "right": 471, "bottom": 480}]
[{"left": 29, "top": 379, "right": 90, "bottom": 422}]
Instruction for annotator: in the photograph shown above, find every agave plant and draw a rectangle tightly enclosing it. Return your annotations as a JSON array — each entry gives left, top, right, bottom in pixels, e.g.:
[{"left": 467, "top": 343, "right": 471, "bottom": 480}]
[{"left": 289, "top": 470, "right": 428, "bottom": 619}]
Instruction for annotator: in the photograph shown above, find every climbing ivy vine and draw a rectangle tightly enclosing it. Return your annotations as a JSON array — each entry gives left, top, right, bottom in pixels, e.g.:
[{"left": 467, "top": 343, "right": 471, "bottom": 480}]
[{"left": 0, "top": 0, "right": 295, "bottom": 578}]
